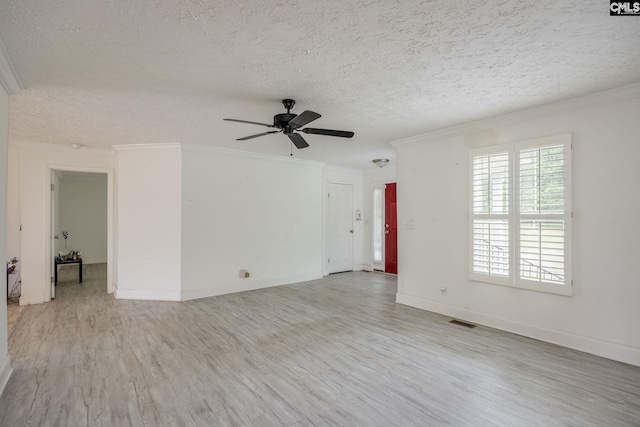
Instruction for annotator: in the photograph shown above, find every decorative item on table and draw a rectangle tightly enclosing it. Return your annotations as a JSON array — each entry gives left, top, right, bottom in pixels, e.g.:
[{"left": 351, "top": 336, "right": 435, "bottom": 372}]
[
  {"left": 6, "top": 257, "right": 18, "bottom": 274},
  {"left": 61, "top": 231, "right": 78, "bottom": 259},
  {"left": 64, "top": 250, "right": 82, "bottom": 260},
  {"left": 62, "top": 230, "right": 70, "bottom": 251},
  {"left": 7, "top": 257, "right": 21, "bottom": 299}
]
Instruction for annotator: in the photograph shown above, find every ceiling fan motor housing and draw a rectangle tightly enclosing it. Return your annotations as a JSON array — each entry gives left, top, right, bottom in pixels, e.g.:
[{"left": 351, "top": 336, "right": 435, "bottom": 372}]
[{"left": 274, "top": 113, "right": 297, "bottom": 132}]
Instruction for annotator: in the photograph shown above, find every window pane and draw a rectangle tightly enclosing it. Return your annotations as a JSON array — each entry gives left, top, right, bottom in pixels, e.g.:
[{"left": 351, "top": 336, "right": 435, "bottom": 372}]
[
  {"left": 540, "top": 145, "right": 565, "bottom": 212},
  {"left": 372, "top": 187, "right": 383, "bottom": 264},
  {"left": 473, "top": 219, "right": 509, "bottom": 276},
  {"left": 520, "top": 144, "right": 565, "bottom": 213},
  {"left": 473, "top": 152, "right": 509, "bottom": 214},
  {"left": 520, "top": 220, "right": 565, "bottom": 283}
]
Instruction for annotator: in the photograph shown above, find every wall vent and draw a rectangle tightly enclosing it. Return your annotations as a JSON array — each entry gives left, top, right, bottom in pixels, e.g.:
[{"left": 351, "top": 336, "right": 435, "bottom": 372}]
[{"left": 449, "top": 319, "right": 477, "bottom": 328}]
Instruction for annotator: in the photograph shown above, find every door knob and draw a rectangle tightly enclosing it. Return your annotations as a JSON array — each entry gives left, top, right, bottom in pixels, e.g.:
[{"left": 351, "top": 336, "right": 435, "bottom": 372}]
[
  {"left": 385, "top": 230, "right": 389, "bottom": 234},
  {"left": 385, "top": 224, "right": 389, "bottom": 228}
]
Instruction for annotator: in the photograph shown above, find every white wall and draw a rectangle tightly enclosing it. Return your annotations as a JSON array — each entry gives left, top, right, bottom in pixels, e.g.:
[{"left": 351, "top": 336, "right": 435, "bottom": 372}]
[
  {"left": 115, "top": 144, "right": 182, "bottom": 301},
  {"left": 6, "top": 145, "right": 21, "bottom": 297},
  {"left": 58, "top": 172, "right": 108, "bottom": 264},
  {"left": 181, "top": 146, "right": 323, "bottom": 299},
  {"left": 16, "top": 143, "right": 114, "bottom": 304},
  {"left": 394, "top": 91, "right": 640, "bottom": 366},
  {"left": 362, "top": 165, "right": 396, "bottom": 271},
  {"left": 322, "top": 166, "right": 364, "bottom": 275},
  {"left": 6, "top": 146, "right": 20, "bottom": 263},
  {"left": 15, "top": 141, "right": 343, "bottom": 303},
  {"left": 0, "top": 83, "right": 11, "bottom": 396}
]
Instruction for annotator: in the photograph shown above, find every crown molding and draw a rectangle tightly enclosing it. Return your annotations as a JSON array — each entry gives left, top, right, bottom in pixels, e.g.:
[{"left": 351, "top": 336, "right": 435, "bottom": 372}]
[
  {"left": 112, "top": 142, "right": 326, "bottom": 167},
  {"left": 14, "top": 140, "right": 111, "bottom": 153},
  {"left": 390, "top": 83, "right": 640, "bottom": 148},
  {"left": 111, "top": 142, "right": 182, "bottom": 152},
  {"left": 0, "top": 36, "right": 22, "bottom": 95},
  {"left": 180, "top": 143, "right": 327, "bottom": 167}
]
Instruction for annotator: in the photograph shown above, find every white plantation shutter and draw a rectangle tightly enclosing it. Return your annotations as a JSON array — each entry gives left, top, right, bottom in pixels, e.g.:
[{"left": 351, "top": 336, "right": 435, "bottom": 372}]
[
  {"left": 470, "top": 134, "right": 572, "bottom": 295},
  {"left": 517, "top": 142, "right": 569, "bottom": 286},
  {"left": 471, "top": 151, "right": 511, "bottom": 280},
  {"left": 519, "top": 219, "right": 565, "bottom": 283},
  {"left": 473, "top": 219, "right": 509, "bottom": 276}
]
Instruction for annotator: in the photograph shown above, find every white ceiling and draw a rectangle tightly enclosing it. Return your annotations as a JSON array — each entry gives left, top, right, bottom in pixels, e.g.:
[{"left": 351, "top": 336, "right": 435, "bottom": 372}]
[{"left": 1, "top": 0, "right": 639, "bottom": 170}]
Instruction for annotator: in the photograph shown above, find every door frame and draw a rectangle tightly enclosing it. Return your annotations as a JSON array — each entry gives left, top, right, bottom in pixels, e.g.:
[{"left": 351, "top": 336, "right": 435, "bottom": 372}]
[
  {"left": 326, "top": 180, "right": 354, "bottom": 274},
  {"left": 369, "top": 180, "right": 397, "bottom": 273},
  {"left": 45, "top": 165, "right": 115, "bottom": 299}
]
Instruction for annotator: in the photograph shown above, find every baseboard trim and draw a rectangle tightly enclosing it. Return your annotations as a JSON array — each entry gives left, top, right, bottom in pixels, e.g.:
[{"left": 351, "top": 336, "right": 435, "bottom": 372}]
[
  {"left": 0, "top": 355, "right": 12, "bottom": 398},
  {"left": 19, "top": 295, "right": 45, "bottom": 305},
  {"left": 115, "top": 289, "right": 181, "bottom": 301},
  {"left": 181, "top": 271, "right": 323, "bottom": 301},
  {"left": 396, "top": 292, "right": 640, "bottom": 367}
]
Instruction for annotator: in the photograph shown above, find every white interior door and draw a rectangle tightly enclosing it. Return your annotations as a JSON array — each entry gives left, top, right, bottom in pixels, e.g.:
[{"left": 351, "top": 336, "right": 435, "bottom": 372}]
[{"left": 327, "top": 182, "right": 353, "bottom": 274}]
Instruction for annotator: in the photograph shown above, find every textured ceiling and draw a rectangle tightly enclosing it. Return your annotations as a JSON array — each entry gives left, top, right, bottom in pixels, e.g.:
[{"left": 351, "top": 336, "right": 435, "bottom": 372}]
[{"left": 1, "top": 0, "right": 639, "bottom": 170}]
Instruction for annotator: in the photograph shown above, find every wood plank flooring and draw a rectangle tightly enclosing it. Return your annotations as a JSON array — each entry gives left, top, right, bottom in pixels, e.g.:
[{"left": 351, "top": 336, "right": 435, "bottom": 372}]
[
  {"left": 1, "top": 269, "right": 639, "bottom": 426},
  {"left": 6, "top": 299, "right": 23, "bottom": 338}
]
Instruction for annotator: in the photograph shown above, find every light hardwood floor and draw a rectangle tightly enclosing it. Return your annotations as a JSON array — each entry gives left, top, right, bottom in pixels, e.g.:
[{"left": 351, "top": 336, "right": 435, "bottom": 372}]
[
  {"left": 1, "top": 269, "right": 639, "bottom": 426},
  {"left": 6, "top": 299, "right": 23, "bottom": 338}
]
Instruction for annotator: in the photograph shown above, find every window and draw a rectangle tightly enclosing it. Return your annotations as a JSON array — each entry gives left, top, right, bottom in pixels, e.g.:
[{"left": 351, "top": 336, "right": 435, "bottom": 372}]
[
  {"left": 470, "top": 134, "right": 572, "bottom": 295},
  {"left": 372, "top": 186, "right": 384, "bottom": 265},
  {"left": 471, "top": 150, "right": 510, "bottom": 281}
]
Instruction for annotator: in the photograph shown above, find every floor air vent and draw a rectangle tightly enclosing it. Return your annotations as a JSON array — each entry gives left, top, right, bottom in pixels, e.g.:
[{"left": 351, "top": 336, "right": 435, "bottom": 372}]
[{"left": 449, "top": 319, "right": 477, "bottom": 328}]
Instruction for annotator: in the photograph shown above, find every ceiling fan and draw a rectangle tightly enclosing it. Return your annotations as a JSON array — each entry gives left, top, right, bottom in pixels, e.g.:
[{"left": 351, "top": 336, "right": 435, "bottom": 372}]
[{"left": 224, "top": 99, "right": 354, "bottom": 149}]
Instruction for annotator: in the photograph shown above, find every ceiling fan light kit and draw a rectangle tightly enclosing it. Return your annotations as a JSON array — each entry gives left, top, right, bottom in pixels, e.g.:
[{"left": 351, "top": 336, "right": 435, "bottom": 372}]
[{"left": 224, "top": 99, "right": 354, "bottom": 149}]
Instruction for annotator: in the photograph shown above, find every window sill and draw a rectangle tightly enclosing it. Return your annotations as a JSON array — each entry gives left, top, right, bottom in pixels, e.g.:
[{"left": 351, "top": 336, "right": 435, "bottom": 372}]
[{"left": 470, "top": 274, "right": 573, "bottom": 296}]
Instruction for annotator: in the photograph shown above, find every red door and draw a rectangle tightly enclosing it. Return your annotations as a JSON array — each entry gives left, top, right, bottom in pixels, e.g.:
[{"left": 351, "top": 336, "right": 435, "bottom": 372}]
[{"left": 385, "top": 183, "right": 398, "bottom": 274}]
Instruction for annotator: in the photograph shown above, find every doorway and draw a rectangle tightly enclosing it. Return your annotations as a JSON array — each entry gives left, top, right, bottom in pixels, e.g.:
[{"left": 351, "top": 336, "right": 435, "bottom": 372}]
[
  {"left": 327, "top": 182, "right": 354, "bottom": 274},
  {"left": 371, "top": 182, "right": 397, "bottom": 274},
  {"left": 50, "top": 170, "right": 110, "bottom": 298},
  {"left": 384, "top": 183, "right": 398, "bottom": 274}
]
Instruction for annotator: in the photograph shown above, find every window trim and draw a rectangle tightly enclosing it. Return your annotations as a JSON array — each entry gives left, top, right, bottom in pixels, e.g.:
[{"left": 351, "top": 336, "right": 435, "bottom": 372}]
[{"left": 469, "top": 134, "right": 572, "bottom": 296}]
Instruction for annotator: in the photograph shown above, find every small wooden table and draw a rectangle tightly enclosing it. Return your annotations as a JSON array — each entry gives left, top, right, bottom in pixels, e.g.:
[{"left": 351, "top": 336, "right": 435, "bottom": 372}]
[{"left": 54, "top": 258, "right": 82, "bottom": 285}]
